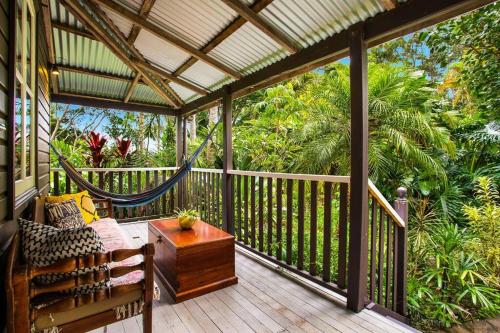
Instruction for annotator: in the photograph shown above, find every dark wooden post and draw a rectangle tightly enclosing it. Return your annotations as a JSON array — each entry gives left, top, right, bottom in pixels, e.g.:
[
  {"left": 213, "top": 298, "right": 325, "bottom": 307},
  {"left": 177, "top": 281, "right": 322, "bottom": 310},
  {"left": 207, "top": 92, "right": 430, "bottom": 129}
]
[
  {"left": 221, "top": 85, "right": 234, "bottom": 234},
  {"left": 176, "top": 114, "right": 184, "bottom": 209},
  {"left": 394, "top": 187, "right": 408, "bottom": 316},
  {"left": 347, "top": 25, "right": 369, "bottom": 313}
]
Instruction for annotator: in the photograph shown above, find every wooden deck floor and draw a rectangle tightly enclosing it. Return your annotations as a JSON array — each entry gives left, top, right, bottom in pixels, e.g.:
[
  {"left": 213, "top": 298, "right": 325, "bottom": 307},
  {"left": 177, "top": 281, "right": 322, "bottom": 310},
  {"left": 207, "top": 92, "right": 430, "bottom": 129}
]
[{"left": 90, "top": 222, "right": 417, "bottom": 333}]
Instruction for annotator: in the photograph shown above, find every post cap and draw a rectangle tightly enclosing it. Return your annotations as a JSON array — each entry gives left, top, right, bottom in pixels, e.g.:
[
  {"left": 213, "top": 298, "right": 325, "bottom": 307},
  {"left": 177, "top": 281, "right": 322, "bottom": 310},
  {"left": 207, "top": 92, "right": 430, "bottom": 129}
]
[{"left": 396, "top": 187, "right": 407, "bottom": 199}]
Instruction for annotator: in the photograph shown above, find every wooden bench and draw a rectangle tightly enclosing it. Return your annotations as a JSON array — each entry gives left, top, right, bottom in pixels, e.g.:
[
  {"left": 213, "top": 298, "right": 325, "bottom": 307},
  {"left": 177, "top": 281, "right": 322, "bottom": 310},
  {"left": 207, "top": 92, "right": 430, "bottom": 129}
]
[{"left": 4, "top": 198, "right": 155, "bottom": 333}]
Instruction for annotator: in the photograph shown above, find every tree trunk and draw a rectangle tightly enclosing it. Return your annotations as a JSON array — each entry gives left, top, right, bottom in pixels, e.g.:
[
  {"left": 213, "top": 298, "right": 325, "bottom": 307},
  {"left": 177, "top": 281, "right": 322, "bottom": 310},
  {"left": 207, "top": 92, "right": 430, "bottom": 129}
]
[
  {"left": 189, "top": 115, "right": 197, "bottom": 142},
  {"left": 138, "top": 112, "right": 145, "bottom": 152}
]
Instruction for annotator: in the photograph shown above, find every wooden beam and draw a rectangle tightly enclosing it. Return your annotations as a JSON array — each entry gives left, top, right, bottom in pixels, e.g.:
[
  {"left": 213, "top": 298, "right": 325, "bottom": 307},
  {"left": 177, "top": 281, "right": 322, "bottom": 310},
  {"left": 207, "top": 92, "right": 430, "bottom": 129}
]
[
  {"left": 379, "top": 0, "right": 397, "bottom": 10},
  {"left": 63, "top": 0, "right": 182, "bottom": 107},
  {"left": 134, "top": 60, "right": 209, "bottom": 96},
  {"left": 221, "top": 85, "right": 234, "bottom": 234},
  {"left": 180, "top": 0, "right": 494, "bottom": 116},
  {"left": 127, "top": 0, "right": 156, "bottom": 44},
  {"left": 173, "top": 0, "right": 273, "bottom": 77},
  {"left": 52, "top": 93, "right": 176, "bottom": 115},
  {"left": 56, "top": 64, "right": 134, "bottom": 82},
  {"left": 124, "top": 74, "right": 141, "bottom": 102},
  {"left": 347, "top": 25, "right": 369, "bottom": 313},
  {"left": 221, "top": 0, "right": 298, "bottom": 53},
  {"left": 41, "top": 0, "right": 59, "bottom": 93},
  {"left": 95, "top": 0, "right": 242, "bottom": 79},
  {"left": 52, "top": 22, "right": 96, "bottom": 40}
]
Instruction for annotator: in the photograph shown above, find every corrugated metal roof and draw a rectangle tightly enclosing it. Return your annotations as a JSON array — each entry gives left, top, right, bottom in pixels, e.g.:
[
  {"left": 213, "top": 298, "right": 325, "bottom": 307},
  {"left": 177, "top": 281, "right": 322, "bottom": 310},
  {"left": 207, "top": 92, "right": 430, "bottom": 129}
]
[
  {"left": 58, "top": 71, "right": 129, "bottom": 100},
  {"left": 51, "top": 0, "right": 389, "bottom": 109}
]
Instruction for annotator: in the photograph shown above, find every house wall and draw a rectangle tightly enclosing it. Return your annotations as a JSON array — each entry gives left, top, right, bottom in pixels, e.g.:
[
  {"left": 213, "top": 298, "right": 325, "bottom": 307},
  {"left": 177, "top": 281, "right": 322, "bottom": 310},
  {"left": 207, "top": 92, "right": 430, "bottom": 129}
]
[{"left": 0, "top": 0, "right": 51, "bottom": 328}]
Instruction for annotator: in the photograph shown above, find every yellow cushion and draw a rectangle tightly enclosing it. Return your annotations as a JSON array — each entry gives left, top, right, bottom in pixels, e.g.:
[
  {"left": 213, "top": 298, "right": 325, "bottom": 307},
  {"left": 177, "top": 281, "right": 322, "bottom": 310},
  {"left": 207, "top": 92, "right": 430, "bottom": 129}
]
[{"left": 46, "top": 190, "right": 100, "bottom": 224}]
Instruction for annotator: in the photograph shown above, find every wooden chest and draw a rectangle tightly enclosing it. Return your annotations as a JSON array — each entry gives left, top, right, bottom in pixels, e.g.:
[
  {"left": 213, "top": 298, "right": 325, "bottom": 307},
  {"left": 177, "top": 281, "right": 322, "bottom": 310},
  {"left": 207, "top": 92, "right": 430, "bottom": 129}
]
[{"left": 148, "top": 218, "right": 238, "bottom": 302}]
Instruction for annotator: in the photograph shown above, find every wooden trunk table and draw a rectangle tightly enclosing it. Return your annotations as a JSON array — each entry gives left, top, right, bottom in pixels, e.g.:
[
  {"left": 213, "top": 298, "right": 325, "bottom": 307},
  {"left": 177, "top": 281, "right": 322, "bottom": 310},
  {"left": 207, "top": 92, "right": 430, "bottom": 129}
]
[{"left": 148, "top": 218, "right": 238, "bottom": 302}]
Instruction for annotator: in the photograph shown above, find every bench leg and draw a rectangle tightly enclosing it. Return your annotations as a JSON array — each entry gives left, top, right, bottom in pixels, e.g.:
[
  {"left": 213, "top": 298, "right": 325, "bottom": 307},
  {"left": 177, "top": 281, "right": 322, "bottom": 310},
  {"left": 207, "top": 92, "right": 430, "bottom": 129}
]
[{"left": 143, "top": 303, "right": 152, "bottom": 333}]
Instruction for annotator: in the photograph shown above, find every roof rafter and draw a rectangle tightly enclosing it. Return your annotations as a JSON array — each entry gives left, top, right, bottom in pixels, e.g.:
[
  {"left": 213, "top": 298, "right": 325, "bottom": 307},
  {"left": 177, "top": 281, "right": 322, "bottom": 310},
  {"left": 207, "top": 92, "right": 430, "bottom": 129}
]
[
  {"left": 127, "top": 0, "right": 156, "bottom": 44},
  {"left": 172, "top": 0, "right": 273, "bottom": 77},
  {"left": 379, "top": 0, "right": 398, "bottom": 10},
  {"left": 180, "top": 0, "right": 495, "bottom": 116},
  {"left": 56, "top": 64, "right": 135, "bottom": 82},
  {"left": 95, "top": 0, "right": 243, "bottom": 79},
  {"left": 62, "top": 0, "right": 182, "bottom": 108},
  {"left": 220, "top": 0, "right": 299, "bottom": 54},
  {"left": 51, "top": 19, "right": 209, "bottom": 96},
  {"left": 41, "top": 0, "right": 59, "bottom": 93},
  {"left": 125, "top": 0, "right": 156, "bottom": 102}
]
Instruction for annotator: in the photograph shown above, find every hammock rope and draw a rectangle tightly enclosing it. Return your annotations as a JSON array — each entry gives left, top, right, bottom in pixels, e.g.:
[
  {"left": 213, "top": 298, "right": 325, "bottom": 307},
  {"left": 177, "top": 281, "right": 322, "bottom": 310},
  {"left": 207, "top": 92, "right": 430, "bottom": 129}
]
[{"left": 51, "top": 116, "right": 221, "bottom": 208}]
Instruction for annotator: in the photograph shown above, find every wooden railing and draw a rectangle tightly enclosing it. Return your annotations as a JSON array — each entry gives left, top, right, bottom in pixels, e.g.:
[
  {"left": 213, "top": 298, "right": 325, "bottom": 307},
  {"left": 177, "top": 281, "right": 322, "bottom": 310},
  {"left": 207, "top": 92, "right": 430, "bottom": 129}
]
[{"left": 49, "top": 167, "right": 407, "bottom": 318}]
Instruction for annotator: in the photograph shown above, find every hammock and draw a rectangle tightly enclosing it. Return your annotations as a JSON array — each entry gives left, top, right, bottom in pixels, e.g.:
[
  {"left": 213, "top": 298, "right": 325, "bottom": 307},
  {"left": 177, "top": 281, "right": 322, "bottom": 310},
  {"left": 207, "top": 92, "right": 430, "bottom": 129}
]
[{"left": 51, "top": 117, "right": 221, "bottom": 208}]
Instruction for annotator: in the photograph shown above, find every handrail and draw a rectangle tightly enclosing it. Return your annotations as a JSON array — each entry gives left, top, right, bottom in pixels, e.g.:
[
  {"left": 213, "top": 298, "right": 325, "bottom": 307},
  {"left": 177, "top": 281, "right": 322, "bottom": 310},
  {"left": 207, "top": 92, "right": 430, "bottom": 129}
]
[
  {"left": 52, "top": 167, "right": 178, "bottom": 172},
  {"left": 368, "top": 180, "right": 405, "bottom": 228},
  {"left": 228, "top": 170, "right": 351, "bottom": 183}
]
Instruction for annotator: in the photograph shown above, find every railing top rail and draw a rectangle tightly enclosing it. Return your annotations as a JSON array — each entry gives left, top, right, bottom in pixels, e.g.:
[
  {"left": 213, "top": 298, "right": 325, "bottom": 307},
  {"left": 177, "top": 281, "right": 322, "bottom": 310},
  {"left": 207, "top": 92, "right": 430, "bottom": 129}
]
[
  {"left": 228, "top": 170, "right": 350, "bottom": 183},
  {"left": 52, "top": 167, "right": 178, "bottom": 172},
  {"left": 190, "top": 168, "right": 224, "bottom": 174},
  {"left": 368, "top": 180, "right": 405, "bottom": 228}
]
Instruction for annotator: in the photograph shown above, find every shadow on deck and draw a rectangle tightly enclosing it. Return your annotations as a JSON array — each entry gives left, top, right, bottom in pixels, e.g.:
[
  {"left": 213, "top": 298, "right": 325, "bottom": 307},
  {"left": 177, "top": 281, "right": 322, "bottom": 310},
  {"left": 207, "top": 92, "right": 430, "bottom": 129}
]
[{"left": 89, "top": 222, "right": 417, "bottom": 333}]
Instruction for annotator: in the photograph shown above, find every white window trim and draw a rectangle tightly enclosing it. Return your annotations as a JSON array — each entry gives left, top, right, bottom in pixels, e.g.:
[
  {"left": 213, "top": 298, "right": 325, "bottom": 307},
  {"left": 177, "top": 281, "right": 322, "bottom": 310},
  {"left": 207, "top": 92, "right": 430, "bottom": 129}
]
[{"left": 15, "top": 0, "right": 36, "bottom": 196}]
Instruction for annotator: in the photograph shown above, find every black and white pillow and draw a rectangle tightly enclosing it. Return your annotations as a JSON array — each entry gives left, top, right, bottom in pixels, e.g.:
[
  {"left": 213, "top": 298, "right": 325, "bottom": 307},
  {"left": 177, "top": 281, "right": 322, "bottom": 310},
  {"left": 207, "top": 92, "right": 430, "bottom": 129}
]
[
  {"left": 19, "top": 218, "right": 110, "bottom": 296},
  {"left": 45, "top": 199, "right": 86, "bottom": 229}
]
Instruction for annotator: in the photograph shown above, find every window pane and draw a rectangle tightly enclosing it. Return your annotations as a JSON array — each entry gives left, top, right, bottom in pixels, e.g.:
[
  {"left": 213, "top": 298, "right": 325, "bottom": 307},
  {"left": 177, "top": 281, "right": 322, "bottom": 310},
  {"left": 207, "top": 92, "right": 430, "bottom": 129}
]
[
  {"left": 25, "top": 93, "right": 32, "bottom": 178},
  {"left": 15, "top": 0, "right": 22, "bottom": 74},
  {"left": 26, "top": 8, "right": 32, "bottom": 86},
  {"left": 15, "top": 80, "right": 22, "bottom": 181}
]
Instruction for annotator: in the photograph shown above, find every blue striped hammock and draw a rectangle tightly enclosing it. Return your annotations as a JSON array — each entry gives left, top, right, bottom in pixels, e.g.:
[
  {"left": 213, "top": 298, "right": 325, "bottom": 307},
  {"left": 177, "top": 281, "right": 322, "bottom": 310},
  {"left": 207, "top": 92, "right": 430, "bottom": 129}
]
[{"left": 51, "top": 118, "right": 220, "bottom": 208}]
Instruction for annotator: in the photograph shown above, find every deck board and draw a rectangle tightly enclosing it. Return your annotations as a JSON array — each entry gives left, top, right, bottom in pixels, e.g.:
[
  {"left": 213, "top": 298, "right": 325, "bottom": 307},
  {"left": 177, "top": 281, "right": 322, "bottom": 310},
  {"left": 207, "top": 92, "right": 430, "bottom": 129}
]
[{"left": 119, "top": 222, "right": 417, "bottom": 333}]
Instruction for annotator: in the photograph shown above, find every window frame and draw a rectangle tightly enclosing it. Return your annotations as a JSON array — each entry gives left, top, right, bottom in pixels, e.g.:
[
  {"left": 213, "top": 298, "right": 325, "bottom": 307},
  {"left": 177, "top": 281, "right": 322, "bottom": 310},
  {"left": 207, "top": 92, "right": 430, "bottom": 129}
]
[{"left": 14, "top": 0, "right": 36, "bottom": 196}]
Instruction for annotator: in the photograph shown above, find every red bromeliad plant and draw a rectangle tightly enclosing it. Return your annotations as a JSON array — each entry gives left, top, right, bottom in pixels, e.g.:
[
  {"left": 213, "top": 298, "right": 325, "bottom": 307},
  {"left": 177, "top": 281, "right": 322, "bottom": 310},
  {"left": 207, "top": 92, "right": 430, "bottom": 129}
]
[
  {"left": 85, "top": 131, "right": 107, "bottom": 167},
  {"left": 115, "top": 138, "right": 132, "bottom": 160}
]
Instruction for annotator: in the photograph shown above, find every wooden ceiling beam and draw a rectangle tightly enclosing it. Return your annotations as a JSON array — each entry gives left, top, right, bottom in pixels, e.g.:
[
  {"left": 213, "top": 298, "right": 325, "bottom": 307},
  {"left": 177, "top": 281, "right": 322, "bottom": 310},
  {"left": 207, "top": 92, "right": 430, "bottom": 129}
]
[
  {"left": 221, "top": 0, "right": 299, "bottom": 54},
  {"left": 127, "top": 0, "right": 156, "bottom": 44},
  {"left": 52, "top": 92, "right": 176, "bottom": 115},
  {"left": 62, "top": 0, "right": 182, "bottom": 107},
  {"left": 41, "top": 0, "right": 59, "bottom": 93},
  {"left": 173, "top": 0, "right": 273, "bottom": 77},
  {"left": 379, "top": 0, "right": 398, "bottom": 10},
  {"left": 95, "top": 0, "right": 243, "bottom": 79},
  {"left": 181, "top": 0, "right": 495, "bottom": 116},
  {"left": 124, "top": 74, "right": 141, "bottom": 102},
  {"left": 52, "top": 22, "right": 96, "bottom": 40}
]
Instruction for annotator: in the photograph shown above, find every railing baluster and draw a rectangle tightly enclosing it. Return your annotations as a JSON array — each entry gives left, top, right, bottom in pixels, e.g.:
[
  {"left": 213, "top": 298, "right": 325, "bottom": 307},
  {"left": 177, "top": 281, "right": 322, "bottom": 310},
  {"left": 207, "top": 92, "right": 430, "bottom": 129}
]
[
  {"left": 98, "top": 172, "right": 104, "bottom": 190},
  {"left": 88, "top": 171, "right": 93, "bottom": 184},
  {"left": 243, "top": 175, "right": 249, "bottom": 245},
  {"left": 394, "top": 188, "right": 408, "bottom": 316},
  {"left": 276, "top": 178, "right": 282, "bottom": 261},
  {"left": 297, "top": 179, "right": 305, "bottom": 271},
  {"left": 212, "top": 172, "right": 216, "bottom": 226},
  {"left": 145, "top": 171, "right": 150, "bottom": 217},
  {"left": 251, "top": 176, "right": 256, "bottom": 249},
  {"left": 169, "top": 170, "right": 174, "bottom": 214},
  {"left": 309, "top": 181, "right": 318, "bottom": 276},
  {"left": 118, "top": 171, "right": 124, "bottom": 219},
  {"left": 338, "top": 183, "right": 348, "bottom": 289},
  {"left": 377, "top": 208, "right": 385, "bottom": 305},
  {"left": 136, "top": 171, "right": 142, "bottom": 217},
  {"left": 392, "top": 222, "right": 398, "bottom": 311},
  {"left": 258, "top": 177, "right": 264, "bottom": 252},
  {"left": 237, "top": 175, "right": 242, "bottom": 241},
  {"left": 322, "top": 181, "right": 332, "bottom": 282},
  {"left": 386, "top": 214, "right": 393, "bottom": 308},
  {"left": 54, "top": 171, "right": 60, "bottom": 195},
  {"left": 216, "top": 173, "right": 221, "bottom": 228},
  {"left": 65, "top": 174, "right": 71, "bottom": 194},
  {"left": 286, "top": 179, "right": 293, "bottom": 265},
  {"left": 128, "top": 171, "right": 133, "bottom": 218},
  {"left": 154, "top": 170, "right": 159, "bottom": 215},
  {"left": 370, "top": 196, "right": 377, "bottom": 301},
  {"left": 267, "top": 177, "right": 273, "bottom": 256}
]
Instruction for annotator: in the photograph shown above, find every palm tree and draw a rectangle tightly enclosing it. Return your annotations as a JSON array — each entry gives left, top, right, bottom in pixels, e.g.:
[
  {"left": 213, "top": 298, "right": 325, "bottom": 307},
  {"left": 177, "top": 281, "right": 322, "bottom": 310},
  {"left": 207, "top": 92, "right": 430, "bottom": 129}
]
[{"left": 296, "top": 63, "right": 455, "bottom": 185}]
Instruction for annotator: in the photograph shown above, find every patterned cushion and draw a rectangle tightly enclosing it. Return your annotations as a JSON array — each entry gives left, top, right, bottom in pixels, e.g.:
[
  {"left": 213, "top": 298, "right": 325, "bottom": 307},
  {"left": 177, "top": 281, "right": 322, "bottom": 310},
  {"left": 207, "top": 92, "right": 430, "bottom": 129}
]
[
  {"left": 19, "top": 218, "right": 110, "bottom": 296},
  {"left": 45, "top": 191, "right": 100, "bottom": 224},
  {"left": 45, "top": 199, "right": 86, "bottom": 229}
]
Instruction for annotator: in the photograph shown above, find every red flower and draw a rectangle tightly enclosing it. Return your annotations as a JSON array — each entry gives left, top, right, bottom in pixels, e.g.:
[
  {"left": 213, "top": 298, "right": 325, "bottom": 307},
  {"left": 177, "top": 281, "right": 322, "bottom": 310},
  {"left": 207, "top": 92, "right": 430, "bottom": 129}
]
[
  {"left": 85, "top": 131, "right": 107, "bottom": 167},
  {"left": 115, "top": 138, "right": 132, "bottom": 159}
]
